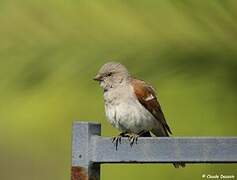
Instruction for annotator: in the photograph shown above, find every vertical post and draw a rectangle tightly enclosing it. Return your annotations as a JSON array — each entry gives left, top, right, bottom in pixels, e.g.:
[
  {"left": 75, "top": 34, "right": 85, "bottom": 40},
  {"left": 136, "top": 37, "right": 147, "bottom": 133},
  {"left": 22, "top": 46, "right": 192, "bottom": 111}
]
[{"left": 71, "top": 122, "right": 101, "bottom": 180}]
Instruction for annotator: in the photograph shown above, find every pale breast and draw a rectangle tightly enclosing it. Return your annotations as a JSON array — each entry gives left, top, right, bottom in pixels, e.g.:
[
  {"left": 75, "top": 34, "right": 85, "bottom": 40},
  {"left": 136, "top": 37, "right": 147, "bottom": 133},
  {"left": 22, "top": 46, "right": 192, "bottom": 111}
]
[{"left": 104, "top": 85, "right": 158, "bottom": 133}]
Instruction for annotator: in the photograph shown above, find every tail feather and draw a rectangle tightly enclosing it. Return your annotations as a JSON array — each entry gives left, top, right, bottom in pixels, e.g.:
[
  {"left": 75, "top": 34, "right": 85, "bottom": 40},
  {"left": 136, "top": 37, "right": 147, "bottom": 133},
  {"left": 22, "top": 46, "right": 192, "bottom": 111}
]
[{"left": 173, "top": 162, "right": 186, "bottom": 168}]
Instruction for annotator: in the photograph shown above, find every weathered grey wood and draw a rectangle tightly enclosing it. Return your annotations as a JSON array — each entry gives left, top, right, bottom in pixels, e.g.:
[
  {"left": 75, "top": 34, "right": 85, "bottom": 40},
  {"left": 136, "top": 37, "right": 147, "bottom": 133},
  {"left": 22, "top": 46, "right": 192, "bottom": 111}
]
[
  {"left": 71, "top": 122, "right": 101, "bottom": 180},
  {"left": 91, "top": 136, "right": 237, "bottom": 163},
  {"left": 71, "top": 121, "right": 237, "bottom": 180}
]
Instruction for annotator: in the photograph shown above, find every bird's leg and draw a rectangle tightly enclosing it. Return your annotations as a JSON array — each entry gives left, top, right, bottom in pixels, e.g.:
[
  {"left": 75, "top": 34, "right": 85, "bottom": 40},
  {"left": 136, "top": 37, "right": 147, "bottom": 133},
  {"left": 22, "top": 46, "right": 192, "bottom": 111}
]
[
  {"left": 112, "top": 132, "right": 127, "bottom": 150},
  {"left": 138, "top": 130, "right": 151, "bottom": 137},
  {"left": 123, "top": 133, "right": 139, "bottom": 147},
  {"left": 126, "top": 131, "right": 150, "bottom": 147}
]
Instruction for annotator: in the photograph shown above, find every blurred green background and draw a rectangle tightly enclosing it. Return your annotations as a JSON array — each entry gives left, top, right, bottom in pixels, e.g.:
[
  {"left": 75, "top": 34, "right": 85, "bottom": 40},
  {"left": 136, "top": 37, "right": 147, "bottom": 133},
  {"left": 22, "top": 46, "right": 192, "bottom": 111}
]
[{"left": 0, "top": 0, "right": 237, "bottom": 179}]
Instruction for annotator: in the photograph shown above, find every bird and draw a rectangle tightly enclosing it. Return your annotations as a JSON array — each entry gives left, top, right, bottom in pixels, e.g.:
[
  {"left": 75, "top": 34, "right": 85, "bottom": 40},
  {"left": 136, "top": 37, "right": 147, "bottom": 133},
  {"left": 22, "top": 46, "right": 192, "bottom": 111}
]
[{"left": 93, "top": 62, "right": 185, "bottom": 168}]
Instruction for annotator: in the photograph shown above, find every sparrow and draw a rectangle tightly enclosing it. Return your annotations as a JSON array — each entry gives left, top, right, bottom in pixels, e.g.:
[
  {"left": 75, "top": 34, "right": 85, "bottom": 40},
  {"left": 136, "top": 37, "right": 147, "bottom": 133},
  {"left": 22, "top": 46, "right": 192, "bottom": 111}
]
[{"left": 93, "top": 62, "right": 185, "bottom": 168}]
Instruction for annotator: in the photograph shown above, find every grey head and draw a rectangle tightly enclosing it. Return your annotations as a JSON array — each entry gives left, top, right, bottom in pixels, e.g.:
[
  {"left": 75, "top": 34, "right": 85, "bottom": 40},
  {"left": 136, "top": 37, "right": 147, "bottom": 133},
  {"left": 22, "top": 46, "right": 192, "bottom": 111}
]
[{"left": 93, "top": 62, "right": 130, "bottom": 91}]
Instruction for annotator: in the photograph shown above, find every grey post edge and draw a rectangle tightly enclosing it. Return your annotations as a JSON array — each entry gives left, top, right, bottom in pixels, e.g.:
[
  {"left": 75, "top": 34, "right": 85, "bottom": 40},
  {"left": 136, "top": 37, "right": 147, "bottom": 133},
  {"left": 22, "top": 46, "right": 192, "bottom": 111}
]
[{"left": 71, "top": 121, "right": 101, "bottom": 180}]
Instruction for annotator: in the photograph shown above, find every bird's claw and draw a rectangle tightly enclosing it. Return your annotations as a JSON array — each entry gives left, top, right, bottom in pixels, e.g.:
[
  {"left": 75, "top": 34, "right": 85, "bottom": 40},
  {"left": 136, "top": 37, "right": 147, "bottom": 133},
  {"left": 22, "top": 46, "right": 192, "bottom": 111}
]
[
  {"left": 111, "top": 135, "right": 122, "bottom": 150},
  {"left": 127, "top": 133, "right": 139, "bottom": 147},
  {"left": 111, "top": 133, "right": 140, "bottom": 149}
]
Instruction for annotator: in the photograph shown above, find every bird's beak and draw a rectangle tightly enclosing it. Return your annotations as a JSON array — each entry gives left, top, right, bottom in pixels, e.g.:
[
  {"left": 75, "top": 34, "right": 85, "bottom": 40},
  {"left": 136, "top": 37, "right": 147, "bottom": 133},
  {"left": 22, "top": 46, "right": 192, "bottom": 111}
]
[{"left": 93, "top": 74, "right": 102, "bottom": 81}]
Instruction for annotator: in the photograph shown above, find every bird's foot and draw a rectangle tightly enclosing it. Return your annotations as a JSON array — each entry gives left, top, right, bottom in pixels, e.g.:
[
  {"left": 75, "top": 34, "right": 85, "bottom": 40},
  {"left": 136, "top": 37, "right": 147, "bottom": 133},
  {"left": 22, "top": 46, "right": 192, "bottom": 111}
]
[
  {"left": 126, "top": 133, "right": 139, "bottom": 147},
  {"left": 111, "top": 133, "right": 125, "bottom": 150}
]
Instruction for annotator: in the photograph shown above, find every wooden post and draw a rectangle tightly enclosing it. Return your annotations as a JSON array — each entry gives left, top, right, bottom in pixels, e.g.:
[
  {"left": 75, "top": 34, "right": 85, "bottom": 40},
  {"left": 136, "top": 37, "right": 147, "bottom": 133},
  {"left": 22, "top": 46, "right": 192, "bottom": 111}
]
[
  {"left": 71, "top": 122, "right": 101, "bottom": 180},
  {"left": 71, "top": 121, "right": 237, "bottom": 180}
]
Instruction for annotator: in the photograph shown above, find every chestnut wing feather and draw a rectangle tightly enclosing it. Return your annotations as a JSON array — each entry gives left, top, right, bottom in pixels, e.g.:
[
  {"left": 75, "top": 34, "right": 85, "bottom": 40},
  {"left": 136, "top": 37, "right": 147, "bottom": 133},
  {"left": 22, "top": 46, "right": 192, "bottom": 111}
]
[{"left": 131, "top": 78, "right": 172, "bottom": 135}]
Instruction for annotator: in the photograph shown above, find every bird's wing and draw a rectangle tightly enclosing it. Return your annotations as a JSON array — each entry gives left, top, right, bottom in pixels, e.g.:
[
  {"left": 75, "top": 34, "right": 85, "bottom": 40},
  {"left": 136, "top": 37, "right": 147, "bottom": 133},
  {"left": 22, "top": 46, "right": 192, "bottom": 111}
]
[{"left": 130, "top": 78, "right": 172, "bottom": 135}]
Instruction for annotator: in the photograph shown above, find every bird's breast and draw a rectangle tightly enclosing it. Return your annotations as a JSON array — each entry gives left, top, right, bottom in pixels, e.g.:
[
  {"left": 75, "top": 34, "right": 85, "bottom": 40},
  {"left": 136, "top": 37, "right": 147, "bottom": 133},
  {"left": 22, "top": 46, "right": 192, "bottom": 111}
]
[{"left": 104, "top": 86, "right": 157, "bottom": 133}]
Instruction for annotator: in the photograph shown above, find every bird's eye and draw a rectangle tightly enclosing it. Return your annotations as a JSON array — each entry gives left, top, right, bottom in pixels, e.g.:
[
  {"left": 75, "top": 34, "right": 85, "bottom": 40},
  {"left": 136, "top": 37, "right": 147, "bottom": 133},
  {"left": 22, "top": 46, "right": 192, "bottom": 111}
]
[{"left": 107, "top": 72, "right": 112, "bottom": 76}]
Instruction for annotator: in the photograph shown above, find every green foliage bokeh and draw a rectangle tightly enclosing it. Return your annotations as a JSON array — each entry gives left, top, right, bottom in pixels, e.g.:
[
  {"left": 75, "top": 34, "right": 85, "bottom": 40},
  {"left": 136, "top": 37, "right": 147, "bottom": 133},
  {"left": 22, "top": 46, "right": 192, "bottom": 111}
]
[{"left": 0, "top": 0, "right": 237, "bottom": 179}]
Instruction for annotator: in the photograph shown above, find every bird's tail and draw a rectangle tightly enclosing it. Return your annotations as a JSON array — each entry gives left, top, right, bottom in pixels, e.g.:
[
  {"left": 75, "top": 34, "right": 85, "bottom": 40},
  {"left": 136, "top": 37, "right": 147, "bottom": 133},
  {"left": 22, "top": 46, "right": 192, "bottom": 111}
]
[
  {"left": 151, "top": 128, "right": 186, "bottom": 168},
  {"left": 173, "top": 162, "right": 186, "bottom": 168}
]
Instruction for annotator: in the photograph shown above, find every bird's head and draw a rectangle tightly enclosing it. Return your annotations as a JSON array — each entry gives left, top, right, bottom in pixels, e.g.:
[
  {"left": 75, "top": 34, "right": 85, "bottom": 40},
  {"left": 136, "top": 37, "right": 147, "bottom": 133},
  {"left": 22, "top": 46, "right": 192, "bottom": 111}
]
[{"left": 93, "top": 62, "right": 130, "bottom": 91}]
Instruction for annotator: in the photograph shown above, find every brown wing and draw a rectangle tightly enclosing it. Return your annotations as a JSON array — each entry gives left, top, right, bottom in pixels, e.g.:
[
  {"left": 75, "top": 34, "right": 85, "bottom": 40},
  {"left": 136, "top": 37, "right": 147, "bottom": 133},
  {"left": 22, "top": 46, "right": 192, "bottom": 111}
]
[{"left": 130, "top": 78, "right": 172, "bottom": 135}]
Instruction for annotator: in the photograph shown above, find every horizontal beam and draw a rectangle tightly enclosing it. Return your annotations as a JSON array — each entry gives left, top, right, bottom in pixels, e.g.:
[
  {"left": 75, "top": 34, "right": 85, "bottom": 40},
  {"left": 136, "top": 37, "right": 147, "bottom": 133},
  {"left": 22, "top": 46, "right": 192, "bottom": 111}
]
[
  {"left": 71, "top": 122, "right": 237, "bottom": 180},
  {"left": 91, "top": 136, "right": 237, "bottom": 163}
]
